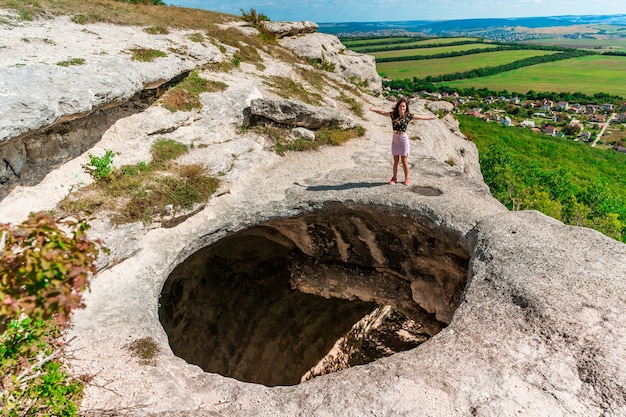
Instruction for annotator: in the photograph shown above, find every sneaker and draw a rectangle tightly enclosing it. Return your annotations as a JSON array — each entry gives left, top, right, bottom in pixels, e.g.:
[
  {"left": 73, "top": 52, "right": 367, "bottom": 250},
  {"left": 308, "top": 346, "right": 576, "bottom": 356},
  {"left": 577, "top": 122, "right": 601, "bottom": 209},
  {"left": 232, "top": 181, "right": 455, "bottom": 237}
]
[
  {"left": 403, "top": 178, "right": 410, "bottom": 185},
  {"left": 388, "top": 177, "right": 397, "bottom": 185}
]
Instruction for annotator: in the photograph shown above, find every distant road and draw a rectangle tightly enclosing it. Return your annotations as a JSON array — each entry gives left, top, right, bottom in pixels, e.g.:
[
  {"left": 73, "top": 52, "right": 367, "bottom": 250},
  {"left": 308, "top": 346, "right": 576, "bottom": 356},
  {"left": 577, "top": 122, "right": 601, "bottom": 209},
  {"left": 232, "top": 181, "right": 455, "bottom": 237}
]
[{"left": 591, "top": 113, "right": 616, "bottom": 147}]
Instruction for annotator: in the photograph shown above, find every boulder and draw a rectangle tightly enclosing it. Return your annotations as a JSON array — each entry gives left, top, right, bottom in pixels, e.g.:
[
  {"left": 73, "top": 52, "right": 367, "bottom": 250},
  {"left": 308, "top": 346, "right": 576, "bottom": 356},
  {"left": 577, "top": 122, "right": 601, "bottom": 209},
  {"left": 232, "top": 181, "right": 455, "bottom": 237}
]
[
  {"left": 279, "top": 32, "right": 382, "bottom": 95},
  {"left": 290, "top": 127, "right": 316, "bottom": 141},
  {"left": 244, "top": 97, "right": 357, "bottom": 130},
  {"left": 263, "top": 20, "right": 318, "bottom": 38},
  {"left": 427, "top": 100, "right": 455, "bottom": 113}
]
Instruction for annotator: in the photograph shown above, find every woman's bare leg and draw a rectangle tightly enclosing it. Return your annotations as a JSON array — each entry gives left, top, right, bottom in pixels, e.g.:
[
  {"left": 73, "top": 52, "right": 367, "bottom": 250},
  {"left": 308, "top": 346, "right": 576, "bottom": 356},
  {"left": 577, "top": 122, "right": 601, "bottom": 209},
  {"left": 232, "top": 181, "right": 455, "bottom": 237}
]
[
  {"left": 392, "top": 155, "right": 400, "bottom": 178},
  {"left": 401, "top": 156, "right": 409, "bottom": 182}
]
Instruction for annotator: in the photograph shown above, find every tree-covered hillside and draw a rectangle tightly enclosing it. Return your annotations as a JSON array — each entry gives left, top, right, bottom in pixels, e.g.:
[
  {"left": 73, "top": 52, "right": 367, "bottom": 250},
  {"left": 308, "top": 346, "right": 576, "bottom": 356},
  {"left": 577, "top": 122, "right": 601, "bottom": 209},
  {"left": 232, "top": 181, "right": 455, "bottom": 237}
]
[{"left": 459, "top": 115, "right": 626, "bottom": 242}]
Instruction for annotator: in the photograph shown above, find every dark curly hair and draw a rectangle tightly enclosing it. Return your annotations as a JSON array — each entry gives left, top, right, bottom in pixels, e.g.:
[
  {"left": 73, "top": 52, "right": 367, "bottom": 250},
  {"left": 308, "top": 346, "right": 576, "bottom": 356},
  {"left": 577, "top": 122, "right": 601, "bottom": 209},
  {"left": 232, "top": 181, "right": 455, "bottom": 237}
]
[{"left": 392, "top": 97, "right": 410, "bottom": 120}]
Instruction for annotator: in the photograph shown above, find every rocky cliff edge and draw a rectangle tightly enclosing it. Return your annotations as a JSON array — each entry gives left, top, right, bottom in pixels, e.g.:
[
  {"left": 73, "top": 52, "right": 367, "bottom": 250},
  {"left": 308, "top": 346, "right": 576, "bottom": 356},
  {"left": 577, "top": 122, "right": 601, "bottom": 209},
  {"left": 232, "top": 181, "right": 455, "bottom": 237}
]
[{"left": 0, "top": 7, "right": 625, "bottom": 417}]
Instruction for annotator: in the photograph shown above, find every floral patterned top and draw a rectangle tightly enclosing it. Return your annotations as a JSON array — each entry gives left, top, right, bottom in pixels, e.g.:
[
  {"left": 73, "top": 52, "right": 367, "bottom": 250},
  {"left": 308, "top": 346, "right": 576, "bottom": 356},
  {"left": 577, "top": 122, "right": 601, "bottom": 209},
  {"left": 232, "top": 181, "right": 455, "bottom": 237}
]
[{"left": 391, "top": 113, "right": 413, "bottom": 132}]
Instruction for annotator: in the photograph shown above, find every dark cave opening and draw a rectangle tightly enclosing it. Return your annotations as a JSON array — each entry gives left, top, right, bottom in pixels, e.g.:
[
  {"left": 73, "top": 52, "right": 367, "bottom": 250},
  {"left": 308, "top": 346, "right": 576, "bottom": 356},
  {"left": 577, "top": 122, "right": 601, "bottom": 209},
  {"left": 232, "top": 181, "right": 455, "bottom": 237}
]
[{"left": 159, "top": 206, "right": 470, "bottom": 386}]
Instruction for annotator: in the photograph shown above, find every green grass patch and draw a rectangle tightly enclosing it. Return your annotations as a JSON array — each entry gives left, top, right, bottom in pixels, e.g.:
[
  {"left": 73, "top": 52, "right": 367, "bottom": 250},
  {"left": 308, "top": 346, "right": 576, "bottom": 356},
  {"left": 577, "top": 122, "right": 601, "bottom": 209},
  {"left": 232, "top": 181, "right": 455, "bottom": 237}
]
[
  {"left": 150, "top": 138, "right": 188, "bottom": 166},
  {"left": 269, "top": 125, "right": 366, "bottom": 155},
  {"left": 0, "top": 317, "right": 84, "bottom": 416},
  {"left": 129, "top": 47, "right": 166, "bottom": 61},
  {"left": 144, "top": 25, "right": 169, "bottom": 34},
  {"left": 371, "top": 43, "right": 500, "bottom": 59},
  {"left": 56, "top": 57, "right": 86, "bottom": 66},
  {"left": 251, "top": 124, "right": 365, "bottom": 155},
  {"left": 343, "top": 37, "right": 417, "bottom": 47},
  {"left": 376, "top": 49, "right": 556, "bottom": 79},
  {"left": 337, "top": 92, "right": 364, "bottom": 118},
  {"left": 347, "top": 37, "right": 479, "bottom": 51},
  {"left": 520, "top": 37, "right": 626, "bottom": 53},
  {"left": 127, "top": 337, "right": 160, "bottom": 366},
  {"left": 59, "top": 138, "right": 219, "bottom": 225},
  {"left": 160, "top": 70, "right": 228, "bottom": 112},
  {"left": 187, "top": 32, "right": 205, "bottom": 43},
  {"left": 439, "top": 54, "right": 626, "bottom": 97}
]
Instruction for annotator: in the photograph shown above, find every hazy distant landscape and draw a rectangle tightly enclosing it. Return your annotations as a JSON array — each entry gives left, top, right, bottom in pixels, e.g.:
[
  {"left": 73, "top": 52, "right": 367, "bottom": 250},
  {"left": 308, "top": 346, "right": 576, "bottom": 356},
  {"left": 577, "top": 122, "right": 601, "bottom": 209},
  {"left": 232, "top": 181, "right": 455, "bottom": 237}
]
[{"left": 318, "top": 14, "right": 626, "bottom": 42}]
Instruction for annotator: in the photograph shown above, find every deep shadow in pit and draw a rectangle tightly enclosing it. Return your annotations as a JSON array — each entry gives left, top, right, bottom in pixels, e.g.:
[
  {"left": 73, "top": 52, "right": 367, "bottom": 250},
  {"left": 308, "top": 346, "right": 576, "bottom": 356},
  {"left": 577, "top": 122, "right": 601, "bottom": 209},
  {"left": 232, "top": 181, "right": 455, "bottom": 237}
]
[{"left": 159, "top": 204, "right": 470, "bottom": 387}]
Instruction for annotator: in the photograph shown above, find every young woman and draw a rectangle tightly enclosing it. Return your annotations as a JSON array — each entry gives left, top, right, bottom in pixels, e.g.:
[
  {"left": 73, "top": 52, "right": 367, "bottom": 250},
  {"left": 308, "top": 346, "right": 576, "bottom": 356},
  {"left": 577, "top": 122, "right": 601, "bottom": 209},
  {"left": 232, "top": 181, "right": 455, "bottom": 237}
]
[{"left": 371, "top": 98, "right": 437, "bottom": 185}]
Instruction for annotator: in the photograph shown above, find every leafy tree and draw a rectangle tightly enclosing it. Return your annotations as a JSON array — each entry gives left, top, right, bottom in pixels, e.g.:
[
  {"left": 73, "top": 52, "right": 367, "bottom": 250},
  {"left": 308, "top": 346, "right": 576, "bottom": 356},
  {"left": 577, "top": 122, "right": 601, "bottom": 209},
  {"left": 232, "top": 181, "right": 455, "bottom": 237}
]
[
  {"left": 1, "top": 213, "right": 105, "bottom": 415},
  {"left": 240, "top": 8, "right": 275, "bottom": 43},
  {"left": 0, "top": 213, "right": 103, "bottom": 325},
  {"left": 562, "top": 124, "right": 582, "bottom": 137}
]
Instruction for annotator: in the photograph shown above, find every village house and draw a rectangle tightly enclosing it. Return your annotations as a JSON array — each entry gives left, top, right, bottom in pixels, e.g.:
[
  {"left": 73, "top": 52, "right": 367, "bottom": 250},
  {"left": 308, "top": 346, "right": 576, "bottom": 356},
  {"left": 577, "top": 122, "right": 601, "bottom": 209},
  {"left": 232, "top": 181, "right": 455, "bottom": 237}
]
[
  {"left": 601, "top": 103, "right": 614, "bottom": 111},
  {"left": 569, "top": 119, "right": 584, "bottom": 130},
  {"left": 502, "top": 116, "right": 513, "bottom": 127},
  {"left": 541, "top": 100, "right": 554, "bottom": 111},
  {"left": 519, "top": 120, "right": 535, "bottom": 128},
  {"left": 570, "top": 103, "right": 583, "bottom": 111},
  {"left": 579, "top": 131, "right": 592, "bottom": 141},
  {"left": 543, "top": 125, "right": 557, "bottom": 136},
  {"left": 567, "top": 105, "right": 583, "bottom": 115},
  {"left": 556, "top": 101, "right": 569, "bottom": 110},
  {"left": 467, "top": 109, "right": 484, "bottom": 118},
  {"left": 591, "top": 114, "right": 606, "bottom": 123}
]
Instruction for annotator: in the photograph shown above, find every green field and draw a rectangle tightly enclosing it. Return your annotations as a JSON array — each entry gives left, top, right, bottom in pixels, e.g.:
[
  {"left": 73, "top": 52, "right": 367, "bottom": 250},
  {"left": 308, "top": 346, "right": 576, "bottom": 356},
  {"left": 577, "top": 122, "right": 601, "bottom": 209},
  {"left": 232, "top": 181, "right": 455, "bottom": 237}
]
[
  {"left": 372, "top": 43, "right": 499, "bottom": 59},
  {"left": 346, "top": 37, "right": 480, "bottom": 51},
  {"left": 376, "top": 49, "right": 556, "bottom": 79},
  {"left": 342, "top": 37, "right": 415, "bottom": 47},
  {"left": 439, "top": 54, "right": 626, "bottom": 97},
  {"left": 519, "top": 37, "right": 626, "bottom": 52}
]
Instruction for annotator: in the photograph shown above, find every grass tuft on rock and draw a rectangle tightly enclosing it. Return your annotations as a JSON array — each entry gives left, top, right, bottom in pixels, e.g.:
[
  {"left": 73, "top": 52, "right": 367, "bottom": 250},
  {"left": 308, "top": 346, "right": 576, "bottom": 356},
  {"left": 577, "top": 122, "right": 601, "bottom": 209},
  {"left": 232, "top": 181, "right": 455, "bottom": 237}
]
[
  {"left": 159, "top": 70, "right": 228, "bottom": 112},
  {"left": 59, "top": 138, "right": 219, "bottom": 225}
]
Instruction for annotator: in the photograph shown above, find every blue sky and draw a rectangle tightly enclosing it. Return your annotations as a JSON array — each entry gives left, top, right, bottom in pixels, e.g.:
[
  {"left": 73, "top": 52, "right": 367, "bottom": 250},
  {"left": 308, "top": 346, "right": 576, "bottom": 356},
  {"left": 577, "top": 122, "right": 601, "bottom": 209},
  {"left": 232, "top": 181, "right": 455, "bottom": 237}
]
[{"left": 166, "top": 0, "right": 626, "bottom": 23}]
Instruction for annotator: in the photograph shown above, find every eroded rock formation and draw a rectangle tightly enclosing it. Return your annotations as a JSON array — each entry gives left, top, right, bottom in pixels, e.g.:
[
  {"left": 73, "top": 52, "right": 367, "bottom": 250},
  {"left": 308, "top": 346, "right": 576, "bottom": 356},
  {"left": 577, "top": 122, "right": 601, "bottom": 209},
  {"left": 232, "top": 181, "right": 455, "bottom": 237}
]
[
  {"left": 243, "top": 97, "right": 357, "bottom": 130},
  {"left": 1, "top": 6, "right": 625, "bottom": 417}
]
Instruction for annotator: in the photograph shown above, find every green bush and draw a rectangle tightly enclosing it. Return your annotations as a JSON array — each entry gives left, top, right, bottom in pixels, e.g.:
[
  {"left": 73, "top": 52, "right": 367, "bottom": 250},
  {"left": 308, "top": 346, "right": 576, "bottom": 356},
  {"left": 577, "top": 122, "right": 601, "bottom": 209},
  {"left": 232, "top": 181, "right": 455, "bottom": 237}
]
[
  {"left": 1, "top": 213, "right": 105, "bottom": 415},
  {"left": 86, "top": 149, "right": 115, "bottom": 181},
  {"left": 239, "top": 8, "right": 276, "bottom": 44}
]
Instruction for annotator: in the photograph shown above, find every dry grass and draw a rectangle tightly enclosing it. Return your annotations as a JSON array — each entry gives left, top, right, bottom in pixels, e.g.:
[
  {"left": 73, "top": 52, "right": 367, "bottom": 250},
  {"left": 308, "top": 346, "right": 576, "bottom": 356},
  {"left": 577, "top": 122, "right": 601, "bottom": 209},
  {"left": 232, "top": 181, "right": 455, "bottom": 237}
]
[
  {"left": 0, "top": 0, "right": 235, "bottom": 28},
  {"left": 59, "top": 138, "right": 219, "bottom": 225},
  {"left": 270, "top": 125, "right": 366, "bottom": 155},
  {"left": 264, "top": 75, "right": 323, "bottom": 106},
  {"left": 0, "top": 0, "right": 284, "bottom": 67},
  {"left": 126, "top": 337, "right": 160, "bottom": 366},
  {"left": 159, "top": 70, "right": 228, "bottom": 112},
  {"left": 0, "top": 0, "right": 306, "bottom": 71}
]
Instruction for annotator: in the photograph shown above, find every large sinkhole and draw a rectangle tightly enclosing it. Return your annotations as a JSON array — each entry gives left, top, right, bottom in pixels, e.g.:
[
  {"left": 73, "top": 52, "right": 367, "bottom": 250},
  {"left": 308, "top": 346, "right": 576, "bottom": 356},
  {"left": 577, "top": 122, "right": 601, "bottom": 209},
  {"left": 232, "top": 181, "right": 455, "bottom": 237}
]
[{"left": 159, "top": 204, "right": 470, "bottom": 387}]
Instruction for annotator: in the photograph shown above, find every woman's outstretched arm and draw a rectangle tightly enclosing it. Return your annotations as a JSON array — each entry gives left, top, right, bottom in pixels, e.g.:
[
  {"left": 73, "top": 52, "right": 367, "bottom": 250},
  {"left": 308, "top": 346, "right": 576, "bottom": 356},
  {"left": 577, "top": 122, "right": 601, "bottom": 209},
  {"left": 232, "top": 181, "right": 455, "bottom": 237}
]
[
  {"left": 411, "top": 113, "right": 437, "bottom": 120},
  {"left": 370, "top": 108, "right": 391, "bottom": 116}
]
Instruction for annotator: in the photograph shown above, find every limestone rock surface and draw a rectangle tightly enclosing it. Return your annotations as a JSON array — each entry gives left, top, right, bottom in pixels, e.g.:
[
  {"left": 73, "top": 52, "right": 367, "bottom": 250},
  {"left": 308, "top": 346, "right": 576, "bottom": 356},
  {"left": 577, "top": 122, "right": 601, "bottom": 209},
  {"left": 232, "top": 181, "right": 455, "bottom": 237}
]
[
  {"left": 427, "top": 100, "right": 455, "bottom": 113},
  {"left": 0, "top": 8, "right": 625, "bottom": 417},
  {"left": 245, "top": 97, "right": 357, "bottom": 129},
  {"left": 264, "top": 20, "right": 319, "bottom": 38},
  {"left": 279, "top": 32, "right": 383, "bottom": 94}
]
